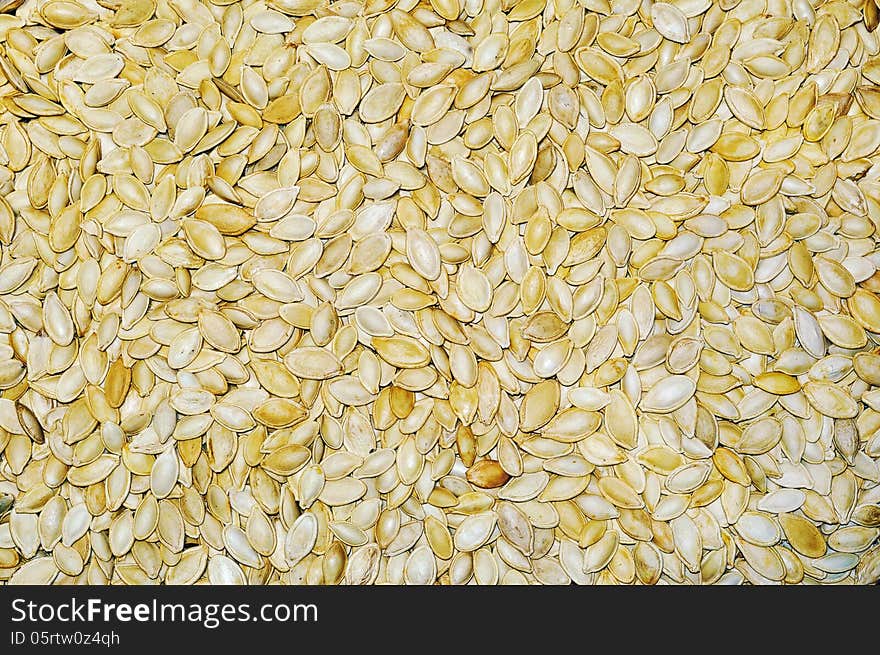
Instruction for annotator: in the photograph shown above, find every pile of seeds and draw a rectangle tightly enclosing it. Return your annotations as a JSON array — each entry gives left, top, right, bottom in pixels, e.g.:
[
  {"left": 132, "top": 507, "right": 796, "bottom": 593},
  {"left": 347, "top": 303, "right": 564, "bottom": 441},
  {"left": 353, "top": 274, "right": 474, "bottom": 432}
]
[{"left": 1, "top": 0, "right": 880, "bottom": 586}]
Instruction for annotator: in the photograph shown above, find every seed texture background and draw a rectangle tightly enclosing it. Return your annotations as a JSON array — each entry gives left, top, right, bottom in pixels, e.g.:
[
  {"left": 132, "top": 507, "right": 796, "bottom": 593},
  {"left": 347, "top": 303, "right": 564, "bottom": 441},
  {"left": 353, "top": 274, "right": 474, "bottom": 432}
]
[{"left": 1, "top": 0, "right": 880, "bottom": 585}]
